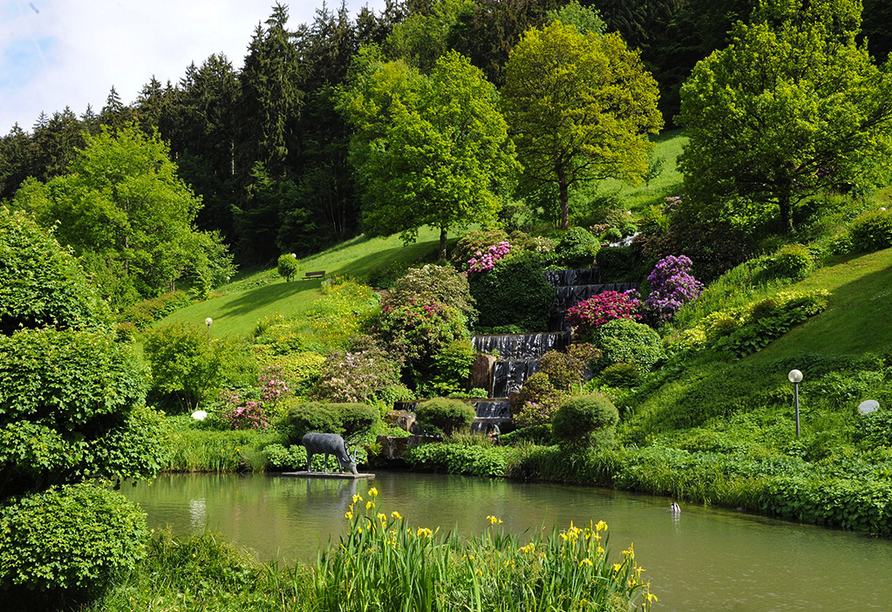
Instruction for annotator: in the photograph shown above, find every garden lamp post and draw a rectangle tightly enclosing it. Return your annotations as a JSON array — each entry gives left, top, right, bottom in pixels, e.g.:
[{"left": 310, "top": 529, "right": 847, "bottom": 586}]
[
  {"left": 205, "top": 317, "right": 213, "bottom": 340},
  {"left": 788, "top": 369, "right": 803, "bottom": 437}
]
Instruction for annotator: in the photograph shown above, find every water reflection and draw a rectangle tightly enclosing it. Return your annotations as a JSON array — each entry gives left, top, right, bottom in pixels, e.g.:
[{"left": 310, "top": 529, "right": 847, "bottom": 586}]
[{"left": 125, "top": 472, "right": 892, "bottom": 611}]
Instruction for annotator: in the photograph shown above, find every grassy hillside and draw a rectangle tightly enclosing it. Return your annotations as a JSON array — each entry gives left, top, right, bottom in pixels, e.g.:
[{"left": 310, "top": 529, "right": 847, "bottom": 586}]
[{"left": 156, "top": 228, "right": 444, "bottom": 339}]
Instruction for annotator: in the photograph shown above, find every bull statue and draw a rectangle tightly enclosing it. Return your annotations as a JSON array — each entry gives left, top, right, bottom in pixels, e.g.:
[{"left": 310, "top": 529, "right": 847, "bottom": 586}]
[{"left": 302, "top": 432, "right": 359, "bottom": 475}]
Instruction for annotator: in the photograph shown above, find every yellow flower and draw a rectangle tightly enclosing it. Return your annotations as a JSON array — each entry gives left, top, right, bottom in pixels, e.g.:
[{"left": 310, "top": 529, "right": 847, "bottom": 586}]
[
  {"left": 416, "top": 527, "right": 432, "bottom": 538},
  {"left": 486, "top": 515, "right": 503, "bottom": 525},
  {"left": 519, "top": 543, "right": 535, "bottom": 554},
  {"left": 368, "top": 487, "right": 378, "bottom": 498},
  {"left": 646, "top": 592, "right": 658, "bottom": 603},
  {"left": 345, "top": 511, "right": 353, "bottom": 520},
  {"left": 352, "top": 494, "right": 363, "bottom": 504},
  {"left": 391, "top": 511, "right": 402, "bottom": 520},
  {"left": 366, "top": 501, "right": 376, "bottom": 510},
  {"left": 579, "top": 558, "right": 593, "bottom": 567},
  {"left": 612, "top": 563, "right": 623, "bottom": 573},
  {"left": 596, "top": 520, "right": 607, "bottom": 532}
]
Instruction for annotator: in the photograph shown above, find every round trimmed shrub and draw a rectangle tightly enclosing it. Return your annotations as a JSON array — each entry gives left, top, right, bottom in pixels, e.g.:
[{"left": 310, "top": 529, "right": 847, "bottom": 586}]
[
  {"left": 764, "top": 244, "right": 814, "bottom": 280},
  {"left": 414, "top": 397, "right": 476, "bottom": 436},
  {"left": 469, "top": 256, "right": 555, "bottom": 332},
  {"left": 280, "top": 400, "right": 342, "bottom": 444},
  {"left": 277, "top": 253, "right": 301, "bottom": 281},
  {"left": 849, "top": 209, "right": 892, "bottom": 253},
  {"left": 0, "top": 483, "right": 148, "bottom": 601},
  {"left": 551, "top": 394, "right": 619, "bottom": 447},
  {"left": 554, "top": 226, "right": 599, "bottom": 268},
  {"left": 594, "top": 318, "right": 665, "bottom": 371},
  {"left": 388, "top": 264, "right": 477, "bottom": 325},
  {"left": 336, "top": 402, "right": 381, "bottom": 438},
  {"left": 599, "top": 362, "right": 643, "bottom": 388}
]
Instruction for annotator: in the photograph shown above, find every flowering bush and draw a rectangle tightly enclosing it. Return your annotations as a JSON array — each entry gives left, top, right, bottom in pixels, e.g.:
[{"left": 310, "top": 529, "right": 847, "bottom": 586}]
[
  {"left": 258, "top": 365, "right": 289, "bottom": 407},
  {"left": 218, "top": 389, "right": 269, "bottom": 430},
  {"left": 513, "top": 372, "right": 566, "bottom": 428},
  {"left": 565, "top": 291, "right": 641, "bottom": 341},
  {"left": 314, "top": 346, "right": 402, "bottom": 404},
  {"left": 464, "top": 241, "right": 512, "bottom": 275},
  {"left": 538, "top": 343, "right": 602, "bottom": 391},
  {"left": 373, "top": 298, "right": 468, "bottom": 370},
  {"left": 644, "top": 255, "right": 704, "bottom": 323}
]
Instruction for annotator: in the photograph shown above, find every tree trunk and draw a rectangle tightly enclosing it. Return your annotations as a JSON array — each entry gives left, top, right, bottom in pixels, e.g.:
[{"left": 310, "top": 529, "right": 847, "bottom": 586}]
[
  {"left": 439, "top": 227, "right": 448, "bottom": 260},
  {"left": 558, "top": 168, "right": 570, "bottom": 230},
  {"left": 779, "top": 192, "right": 793, "bottom": 233}
]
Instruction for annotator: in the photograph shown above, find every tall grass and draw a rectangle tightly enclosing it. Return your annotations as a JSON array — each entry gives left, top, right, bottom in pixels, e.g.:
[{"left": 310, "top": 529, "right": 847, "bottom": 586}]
[
  {"left": 166, "top": 429, "right": 272, "bottom": 472},
  {"left": 313, "top": 487, "right": 656, "bottom": 611}
]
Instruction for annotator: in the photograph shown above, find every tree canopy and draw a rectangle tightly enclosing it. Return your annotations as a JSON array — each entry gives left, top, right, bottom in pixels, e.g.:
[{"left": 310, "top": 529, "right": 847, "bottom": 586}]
[
  {"left": 339, "top": 48, "right": 518, "bottom": 258},
  {"left": 677, "top": 0, "right": 892, "bottom": 231},
  {"left": 501, "top": 20, "right": 663, "bottom": 230},
  {"left": 12, "top": 124, "right": 234, "bottom": 306}
]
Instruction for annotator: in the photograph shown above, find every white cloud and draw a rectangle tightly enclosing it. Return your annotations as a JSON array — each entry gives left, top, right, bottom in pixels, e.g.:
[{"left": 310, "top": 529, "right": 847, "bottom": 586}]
[{"left": 0, "top": 0, "right": 386, "bottom": 133}]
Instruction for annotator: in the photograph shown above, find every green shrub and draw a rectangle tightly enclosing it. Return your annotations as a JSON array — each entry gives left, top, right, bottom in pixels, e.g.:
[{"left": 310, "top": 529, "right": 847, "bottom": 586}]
[
  {"left": 336, "top": 403, "right": 381, "bottom": 438},
  {"left": 499, "top": 424, "right": 554, "bottom": 446},
  {"left": 280, "top": 400, "right": 342, "bottom": 444},
  {"left": 0, "top": 207, "right": 112, "bottom": 335},
  {"left": 640, "top": 219, "right": 752, "bottom": 283},
  {"left": 276, "top": 253, "right": 301, "bottom": 281},
  {"left": 430, "top": 339, "right": 477, "bottom": 396},
  {"left": 599, "top": 362, "right": 643, "bottom": 388},
  {"left": 850, "top": 208, "right": 892, "bottom": 253},
  {"left": 404, "top": 443, "right": 508, "bottom": 477},
  {"left": 596, "top": 245, "right": 648, "bottom": 282},
  {"left": 119, "top": 291, "right": 192, "bottom": 330},
  {"left": 387, "top": 264, "right": 477, "bottom": 326},
  {"left": 853, "top": 410, "right": 892, "bottom": 448},
  {"left": 314, "top": 345, "right": 402, "bottom": 403},
  {"left": 594, "top": 318, "right": 665, "bottom": 371},
  {"left": 513, "top": 372, "right": 567, "bottom": 428},
  {"left": 469, "top": 256, "right": 555, "bottom": 332},
  {"left": 538, "top": 344, "right": 601, "bottom": 391},
  {"left": 762, "top": 244, "right": 814, "bottom": 281},
  {"left": 414, "top": 397, "right": 476, "bottom": 436},
  {"left": 554, "top": 226, "right": 599, "bottom": 268},
  {"left": 144, "top": 321, "right": 255, "bottom": 412},
  {"left": 552, "top": 394, "right": 619, "bottom": 448},
  {"left": 367, "top": 260, "right": 412, "bottom": 289},
  {"left": 0, "top": 484, "right": 148, "bottom": 602},
  {"left": 602, "top": 227, "right": 623, "bottom": 243}
]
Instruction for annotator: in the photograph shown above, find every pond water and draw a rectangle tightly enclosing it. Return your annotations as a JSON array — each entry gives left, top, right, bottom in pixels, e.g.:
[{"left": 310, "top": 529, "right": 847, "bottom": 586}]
[{"left": 124, "top": 472, "right": 892, "bottom": 611}]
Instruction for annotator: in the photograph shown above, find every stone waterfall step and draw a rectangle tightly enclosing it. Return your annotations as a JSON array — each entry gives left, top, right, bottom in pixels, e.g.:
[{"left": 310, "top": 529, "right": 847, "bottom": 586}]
[{"left": 472, "top": 331, "right": 569, "bottom": 361}]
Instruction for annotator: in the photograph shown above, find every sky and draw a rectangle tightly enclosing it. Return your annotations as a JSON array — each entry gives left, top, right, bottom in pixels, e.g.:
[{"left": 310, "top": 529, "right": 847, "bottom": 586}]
[{"left": 0, "top": 0, "right": 387, "bottom": 134}]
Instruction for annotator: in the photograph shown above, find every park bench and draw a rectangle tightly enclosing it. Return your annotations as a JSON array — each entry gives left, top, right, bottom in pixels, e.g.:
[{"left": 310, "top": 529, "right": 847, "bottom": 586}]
[{"left": 304, "top": 270, "right": 325, "bottom": 280}]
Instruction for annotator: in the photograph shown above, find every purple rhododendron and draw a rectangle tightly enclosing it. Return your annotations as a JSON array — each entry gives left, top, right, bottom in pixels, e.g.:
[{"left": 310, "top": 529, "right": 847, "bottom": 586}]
[{"left": 644, "top": 255, "right": 703, "bottom": 322}]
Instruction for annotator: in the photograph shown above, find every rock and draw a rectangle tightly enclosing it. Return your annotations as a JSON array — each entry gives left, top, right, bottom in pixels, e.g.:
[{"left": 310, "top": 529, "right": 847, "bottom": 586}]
[
  {"left": 471, "top": 353, "right": 497, "bottom": 392},
  {"left": 384, "top": 409, "right": 416, "bottom": 432}
]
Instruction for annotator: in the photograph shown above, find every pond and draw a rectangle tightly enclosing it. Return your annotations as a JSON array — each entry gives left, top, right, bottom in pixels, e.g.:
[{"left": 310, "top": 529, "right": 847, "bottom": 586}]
[{"left": 124, "top": 472, "right": 892, "bottom": 611}]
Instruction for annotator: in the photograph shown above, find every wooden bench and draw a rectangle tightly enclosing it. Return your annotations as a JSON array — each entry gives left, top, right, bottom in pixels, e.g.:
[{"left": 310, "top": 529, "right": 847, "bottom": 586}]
[{"left": 303, "top": 270, "right": 325, "bottom": 280}]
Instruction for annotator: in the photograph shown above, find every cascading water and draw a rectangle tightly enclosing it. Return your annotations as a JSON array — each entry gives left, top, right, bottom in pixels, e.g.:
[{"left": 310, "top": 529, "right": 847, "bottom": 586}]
[{"left": 466, "top": 268, "right": 637, "bottom": 431}]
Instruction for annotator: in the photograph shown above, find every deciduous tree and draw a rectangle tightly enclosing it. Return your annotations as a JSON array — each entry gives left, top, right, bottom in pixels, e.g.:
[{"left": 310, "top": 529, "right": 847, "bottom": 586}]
[
  {"left": 677, "top": 0, "right": 892, "bottom": 232},
  {"left": 340, "top": 48, "right": 518, "bottom": 258},
  {"left": 502, "top": 21, "right": 663, "bottom": 230}
]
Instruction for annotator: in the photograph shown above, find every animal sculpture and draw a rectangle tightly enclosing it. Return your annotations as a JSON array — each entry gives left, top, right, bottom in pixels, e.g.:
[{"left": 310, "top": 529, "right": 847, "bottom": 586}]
[{"left": 301, "top": 432, "right": 359, "bottom": 474}]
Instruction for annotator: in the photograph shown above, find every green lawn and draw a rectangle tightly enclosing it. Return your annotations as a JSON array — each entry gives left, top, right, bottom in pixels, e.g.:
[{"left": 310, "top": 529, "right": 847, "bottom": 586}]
[
  {"left": 750, "top": 248, "right": 892, "bottom": 361},
  {"left": 156, "top": 229, "right": 443, "bottom": 339}
]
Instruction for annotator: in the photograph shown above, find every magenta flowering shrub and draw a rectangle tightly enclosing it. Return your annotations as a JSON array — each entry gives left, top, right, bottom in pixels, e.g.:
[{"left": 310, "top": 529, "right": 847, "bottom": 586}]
[
  {"left": 564, "top": 291, "right": 640, "bottom": 340},
  {"left": 644, "top": 255, "right": 704, "bottom": 323},
  {"left": 464, "top": 241, "right": 511, "bottom": 275},
  {"left": 219, "top": 390, "right": 269, "bottom": 430}
]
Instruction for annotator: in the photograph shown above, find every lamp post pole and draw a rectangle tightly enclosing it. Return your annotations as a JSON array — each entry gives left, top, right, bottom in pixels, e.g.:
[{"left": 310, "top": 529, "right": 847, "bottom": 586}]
[
  {"left": 788, "top": 369, "right": 803, "bottom": 437},
  {"left": 205, "top": 317, "right": 213, "bottom": 341}
]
